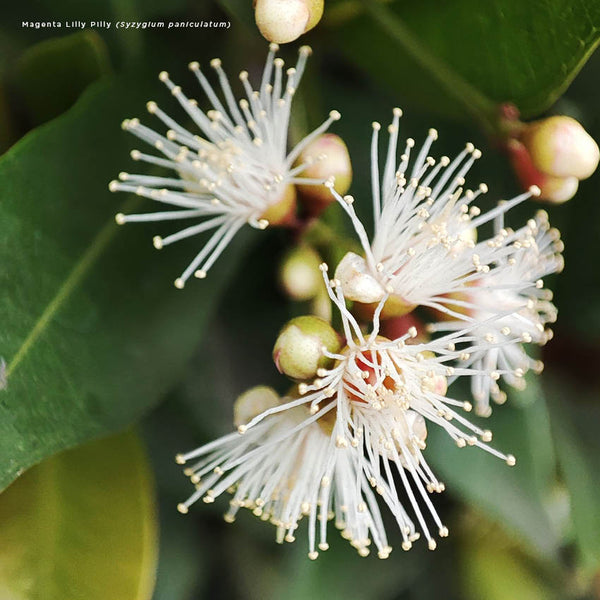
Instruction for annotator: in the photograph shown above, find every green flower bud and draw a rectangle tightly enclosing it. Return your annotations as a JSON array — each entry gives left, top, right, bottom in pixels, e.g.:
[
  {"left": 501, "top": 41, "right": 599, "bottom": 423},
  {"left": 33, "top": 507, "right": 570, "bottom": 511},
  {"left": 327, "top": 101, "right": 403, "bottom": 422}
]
[
  {"left": 254, "top": 0, "right": 324, "bottom": 44},
  {"left": 233, "top": 385, "right": 280, "bottom": 428},
  {"left": 280, "top": 245, "right": 323, "bottom": 301},
  {"left": 522, "top": 115, "right": 599, "bottom": 180},
  {"left": 273, "top": 316, "right": 341, "bottom": 381},
  {"left": 296, "top": 134, "right": 352, "bottom": 210}
]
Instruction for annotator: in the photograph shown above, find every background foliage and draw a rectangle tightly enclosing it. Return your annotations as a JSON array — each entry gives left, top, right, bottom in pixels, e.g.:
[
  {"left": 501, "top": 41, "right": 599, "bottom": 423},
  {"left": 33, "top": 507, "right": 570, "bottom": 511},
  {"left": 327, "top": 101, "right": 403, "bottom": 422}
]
[{"left": 0, "top": 0, "right": 599, "bottom": 598}]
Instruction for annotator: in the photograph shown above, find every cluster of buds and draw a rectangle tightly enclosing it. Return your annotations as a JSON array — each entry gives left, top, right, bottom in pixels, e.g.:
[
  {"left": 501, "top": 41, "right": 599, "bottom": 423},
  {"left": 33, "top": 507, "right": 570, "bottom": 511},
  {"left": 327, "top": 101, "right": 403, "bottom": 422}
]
[{"left": 504, "top": 108, "right": 599, "bottom": 203}]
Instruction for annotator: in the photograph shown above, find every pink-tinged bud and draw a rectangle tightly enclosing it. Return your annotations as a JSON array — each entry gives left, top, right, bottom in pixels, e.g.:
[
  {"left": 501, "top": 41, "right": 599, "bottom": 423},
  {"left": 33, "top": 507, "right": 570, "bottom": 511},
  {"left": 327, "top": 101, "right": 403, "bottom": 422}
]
[
  {"left": 280, "top": 245, "right": 323, "bottom": 301},
  {"left": 296, "top": 134, "right": 352, "bottom": 212},
  {"left": 521, "top": 115, "right": 599, "bottom": 180},
  {"left": 234, "top": 386, "right": 280, "bottom": 428},
  {"left": 419, "top": 350, "right": 448, "bottom": 396},
  {"left": 273, "top": 316, "right": 341, "bottom": 381},
  {"left": 507, "top": 139, "right": 580, "bottom": 204},
  {"left": 380, "top": 312, "right": 428, "bottom": 343},
  {"left": 539, "top": 175, "right": 579, "bottom": 204},
  {"left": 259, "top": 184, "right": 297, "bottom": 226},
  {"left": 254, "top": 0, "right": 323, "bottom": 44}
]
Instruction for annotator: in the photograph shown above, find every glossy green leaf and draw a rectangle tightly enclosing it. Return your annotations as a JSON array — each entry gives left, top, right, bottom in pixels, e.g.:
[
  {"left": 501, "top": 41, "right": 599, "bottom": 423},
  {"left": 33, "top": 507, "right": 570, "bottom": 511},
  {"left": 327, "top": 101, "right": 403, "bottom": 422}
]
[
  {"left": 546, "top": 379, "right": 600, "bottom": 577},
  {"left": 0, "top": 76, "right": 252, "bottom": 491},
  {"left": 330, "top": 0, "right": 600, "bottom": 123},
  {"left": 0, "top": 429, "right": 157, "bottom": 600},
  {"left": 427, "top": 379, "right": 559, "bottom": 560},
  {"left": 14, "top": 31, "right": 111, "bottom": 126},
  {"left": 460, "top": 518, "right": 559, "bottom": 600}
]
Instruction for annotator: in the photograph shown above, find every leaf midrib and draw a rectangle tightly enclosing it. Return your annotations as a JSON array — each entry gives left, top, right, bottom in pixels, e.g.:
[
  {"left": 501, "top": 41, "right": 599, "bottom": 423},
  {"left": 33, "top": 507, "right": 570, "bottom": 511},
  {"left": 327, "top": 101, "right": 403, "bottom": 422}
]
[{"left": 4, "top": 195, "right": 140, "bottom": 382}]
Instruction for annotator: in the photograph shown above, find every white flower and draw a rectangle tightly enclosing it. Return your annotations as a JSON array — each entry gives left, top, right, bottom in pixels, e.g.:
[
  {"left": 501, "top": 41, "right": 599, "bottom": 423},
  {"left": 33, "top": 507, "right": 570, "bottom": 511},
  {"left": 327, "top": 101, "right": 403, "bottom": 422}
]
[
  {"left": 110, "top": 44, "right": 340, "bottom": 288},
  {"left": 176, "top": 392, "right": 393, "bottom": 560},
  {"left": 427, "top": 210, "right": 563, "bottom": 415},
  {"left": 329, "top": 108, "right": 544, "bottom": 321},
  {"left": 190, "top": 270, "right": 520, "bottom": 556}
]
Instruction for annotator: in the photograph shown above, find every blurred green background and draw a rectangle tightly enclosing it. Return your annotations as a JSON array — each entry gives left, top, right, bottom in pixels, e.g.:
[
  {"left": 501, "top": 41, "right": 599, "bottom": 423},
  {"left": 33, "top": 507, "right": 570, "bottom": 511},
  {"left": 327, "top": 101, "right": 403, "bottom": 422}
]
[{"left": 0, "top": 1, "right": 599, "bottom": 598}]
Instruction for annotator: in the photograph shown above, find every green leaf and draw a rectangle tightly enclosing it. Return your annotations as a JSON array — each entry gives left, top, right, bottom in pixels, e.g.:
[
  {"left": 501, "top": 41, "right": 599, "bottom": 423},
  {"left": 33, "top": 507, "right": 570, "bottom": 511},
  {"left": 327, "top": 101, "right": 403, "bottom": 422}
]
[
  {"left": 14, "top": 31, "right": 111, "bottom": 126},
  {"left": 0, "top": 429, "right": 157, "bottom": 600},
  {"left": 0, "top": 76, "right": 253, "bottom": 491},
  {"left": 330, "top": 0, "right": 600, "bottom": 123},
  {"left": 427, "top": 378, "right": 560, "bottom": 560},
  {"left": 459, "top": 517, "right": 559, "bottom": 600},
  {"left": 223, "top": 524, "right": 423, "bottom": 600},
  {"left": 277, "top": 541, "right": 421, "bottom": 600},
  {"left": 0, "top": 84, "right": 16, "bottom": 154},
  {"left": 546, "top": 379, "right": 600, "bottom": 577}
]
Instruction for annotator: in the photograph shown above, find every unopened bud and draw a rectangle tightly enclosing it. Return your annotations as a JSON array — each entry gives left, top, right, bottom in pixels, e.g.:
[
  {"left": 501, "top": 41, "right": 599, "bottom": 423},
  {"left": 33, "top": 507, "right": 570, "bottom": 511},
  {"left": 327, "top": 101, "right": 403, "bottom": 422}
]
[
  {"left": 273, "top": 316, "right": 341, "bottom": 381},
  {"left": 419, "top": 351, "right": 448, "bottom": 396},
  {"left": 234, "top": 386, "right": 280, "bottom": 427},
  {"left": 260, "top": 184, "right": 297, "bottom": 226},
  {"left": 406, "top": 410, "right": 428, "bottom": 443},
  {"left": 296, "top": 134, "right": 352, "bottom": 212},
  {"left": 334, "top": 252, "right": 385, "bottom": 304},
  {"left": 255, "top": 0, "right": 323, "bottom": 44},
  {"left": 337, "top": 253, "right": 416, "bottom": 320},
  {"left": 381, "top": 313, "right": 428, "bottom": 343},
  {"left": 538, "top": 174, "right": 579, "bottom": 204},
  {"left": 522, "top": 116, "right": 599, "bottom": 180},
  {"left": 507, "top": 139, "right": 580, "bottom": 204},
  {"left": 310, "top": 287, "right": 332, "bottom": 322},
  {"left": 280, "top": 245, "right": 323, "bottom": 301},
  {"left": 395, "top": 409, "right": 428, "bottom": 466}
]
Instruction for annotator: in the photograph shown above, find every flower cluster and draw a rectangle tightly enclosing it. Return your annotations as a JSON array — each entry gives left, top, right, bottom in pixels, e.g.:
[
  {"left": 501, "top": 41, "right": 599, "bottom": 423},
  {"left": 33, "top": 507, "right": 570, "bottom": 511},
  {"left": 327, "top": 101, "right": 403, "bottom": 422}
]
[
  {"left": 329, "top": 108, "right": 563, "bottom": 415},
  {"left": 111, "top": 47, "right": 564, "bottom": 559},
  {"left": 176, "top": 268, "right": 523, "bottom": 558}
]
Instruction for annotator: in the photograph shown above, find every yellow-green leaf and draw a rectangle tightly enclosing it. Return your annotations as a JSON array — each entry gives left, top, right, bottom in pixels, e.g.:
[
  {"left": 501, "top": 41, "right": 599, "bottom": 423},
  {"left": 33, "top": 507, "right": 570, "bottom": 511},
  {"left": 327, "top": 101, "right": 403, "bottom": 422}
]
[{"left": 0, "top": 429, "right": 157, "bottom": 600}]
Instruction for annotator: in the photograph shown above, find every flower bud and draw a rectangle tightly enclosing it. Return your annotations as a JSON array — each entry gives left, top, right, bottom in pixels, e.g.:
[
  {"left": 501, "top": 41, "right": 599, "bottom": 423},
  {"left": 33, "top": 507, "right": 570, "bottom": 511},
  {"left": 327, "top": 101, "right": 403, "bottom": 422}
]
[
  {"left": 279, "top": 245, "right": 323, "bottom": 301},
  {"left": 507, "top": 139, "right": 580, "bottom": 204},
  {"left": 380, "top": 312, "right": 428, "bottom": 343},
  {"left": 254, "top": 0, "right": 323, "bottom": 44},
  {"left": 335, "top": 252, "right": 416, "bottom": 319},
  {"left": 406, "top": 410, "right": 428, "bottom": 443},
  {"left": 537, "top": 175, "right": 579, "bottom": 204},
  {"left": 273, "top": 316, "right": 341, "bottom": 381},
  {"left": 296, "top": 134, "right": 352, "bottom": 212},
  {"left": 259, "top": 184, "right": 297, "bottom": 226},
  {"left": 334, "top": 252, "right": 385, "bottom": 304},
  {"left": 396, "top": 410, "right": 429, "bottom": 468},
  {"left": 522, "top": 115, "right": 599, "bottom": 180},
  {"left": 234, "top": 386, "right": 280, "bottom": 428},
  {"left": 310, "top": 287, "right": 332, "bottom": 322},
  {"left": 419, "top": 350, "right": 448, "bottom": 396}
]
